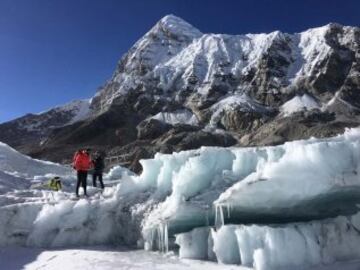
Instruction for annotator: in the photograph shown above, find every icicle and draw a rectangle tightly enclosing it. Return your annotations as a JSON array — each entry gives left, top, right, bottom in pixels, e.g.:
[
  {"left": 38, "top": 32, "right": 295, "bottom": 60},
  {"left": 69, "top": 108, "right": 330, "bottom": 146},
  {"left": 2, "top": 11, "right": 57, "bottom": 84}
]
[
  {"left": 164, "top": 222, "right": 169, "bottom": 253},
  {"left": 151, "top": 228, "right": 156, "bottom": 251},
  {"left": 148, "top": 229, "right": 154, "bottom": 251},
  {"left": 227, "top": 203, "right": 231, "bottom": 219},
  {"left": 157, "top": 225, "right": 163, "bottom": 251},
  {"left": 215, "top": 204, "right": 225, "bottom": 229},
  {"left": 157, "top": 222, "right": 169, "bottom": 253},
  {"left": 220, "top": 205, "right": 225, "bottom": 226},
  {"left": 215, "top": 205, "right": 218, "bottom": 227},
  {"left": 157, "top": 226, "right": 160, "bottom": 251},
  {"left": 161, "top": 224, "right": 164, "bottom": 252},
  {"left": 205, "top": 209, "right": 209, "bottom": 226}
]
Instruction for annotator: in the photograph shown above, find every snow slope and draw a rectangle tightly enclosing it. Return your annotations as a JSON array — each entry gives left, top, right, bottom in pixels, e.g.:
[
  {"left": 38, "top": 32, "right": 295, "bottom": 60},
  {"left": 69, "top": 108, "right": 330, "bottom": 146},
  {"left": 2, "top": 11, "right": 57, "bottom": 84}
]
[
  {"left": 37, "top": 99, "right": 91, "bottom": 125},
  {"left": 153, "top": 31, "right": 282, "bottom": 95},
  {"left": 0, "top": 141, "right": 80, "bottom": 212},
  {"left": 0, "top": 142, "right": 72, "bottom": 179},
  {"left": 209, "top": 94, "right": 271, "bottom": 126},
  {"left": 0, "top": 170, "right": 30, "bottom": 193},
  {"left": 281, "top": 94, "right": 320, "bottom": 116}
]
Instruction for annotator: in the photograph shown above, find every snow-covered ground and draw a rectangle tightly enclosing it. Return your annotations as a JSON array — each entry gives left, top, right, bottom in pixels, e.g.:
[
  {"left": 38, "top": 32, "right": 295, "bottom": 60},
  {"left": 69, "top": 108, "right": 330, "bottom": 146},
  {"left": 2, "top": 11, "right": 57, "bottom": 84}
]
[
  {"left": 1, "top": 246, "right": 360, "bottom": 270},
  {"left": 1, "top": 246, "right": 251, "bottom": 270},
  {"left": 1, "top": 127, "right": 360, "bottom": 269}
]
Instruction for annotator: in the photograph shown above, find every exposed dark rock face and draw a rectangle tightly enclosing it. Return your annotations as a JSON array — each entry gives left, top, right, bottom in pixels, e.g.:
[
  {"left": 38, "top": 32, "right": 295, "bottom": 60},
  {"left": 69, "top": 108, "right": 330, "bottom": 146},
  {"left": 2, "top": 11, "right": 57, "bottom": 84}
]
[
  {"left": 137, "top": 119, "right": 172, "bottom": 140},
  {"left": 1, "top": 16, "right": 360, "bottom": 173},
  {"left": 218, "top": 109, "right": 271, "bottom": 134},
  {"left": 240, "top": 111, "right": 360, "bottom": 147}
]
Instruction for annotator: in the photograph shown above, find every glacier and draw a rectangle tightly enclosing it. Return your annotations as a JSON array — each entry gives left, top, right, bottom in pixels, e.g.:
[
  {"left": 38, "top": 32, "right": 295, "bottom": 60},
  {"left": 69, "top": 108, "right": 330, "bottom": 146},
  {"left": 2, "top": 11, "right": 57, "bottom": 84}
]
[{"left": 1, "top": 128, "right": 360, "bottom": 269}]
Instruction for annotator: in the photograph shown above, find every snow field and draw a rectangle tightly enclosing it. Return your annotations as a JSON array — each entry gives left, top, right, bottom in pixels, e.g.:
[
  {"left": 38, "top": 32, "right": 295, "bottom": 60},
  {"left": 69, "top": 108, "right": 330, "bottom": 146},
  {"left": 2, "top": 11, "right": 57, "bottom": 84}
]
[
  {"left": 280, "top": 94, "right": 320, "bottom": 116},
  {"left": 0, "top": 142, "right": 72, "bottom": 179}
]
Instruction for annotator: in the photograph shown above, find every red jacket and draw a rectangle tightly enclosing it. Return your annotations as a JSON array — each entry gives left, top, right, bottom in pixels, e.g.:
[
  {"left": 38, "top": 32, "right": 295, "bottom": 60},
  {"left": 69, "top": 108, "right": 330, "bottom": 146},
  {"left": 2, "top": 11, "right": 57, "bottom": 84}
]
[{"left": 73, "top": 151, "right": 92, "bottom": 171}]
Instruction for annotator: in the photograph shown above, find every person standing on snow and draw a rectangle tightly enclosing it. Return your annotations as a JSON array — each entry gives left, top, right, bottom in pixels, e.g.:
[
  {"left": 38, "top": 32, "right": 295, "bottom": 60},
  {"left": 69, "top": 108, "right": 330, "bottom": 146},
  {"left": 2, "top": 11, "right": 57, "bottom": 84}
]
[
  {"left": 92, "top": 152, "right": 105, "bottom": 190},
  {"left": 73, "top": 148, "right": 92, "bottom": 197}
]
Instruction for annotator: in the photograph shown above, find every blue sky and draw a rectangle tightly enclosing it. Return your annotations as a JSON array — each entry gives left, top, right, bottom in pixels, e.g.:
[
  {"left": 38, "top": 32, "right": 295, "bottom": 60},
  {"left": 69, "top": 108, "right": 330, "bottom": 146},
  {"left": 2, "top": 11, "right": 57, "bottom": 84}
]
[{"left": 0, "top": 0, "right": 359, "bottom": 123}]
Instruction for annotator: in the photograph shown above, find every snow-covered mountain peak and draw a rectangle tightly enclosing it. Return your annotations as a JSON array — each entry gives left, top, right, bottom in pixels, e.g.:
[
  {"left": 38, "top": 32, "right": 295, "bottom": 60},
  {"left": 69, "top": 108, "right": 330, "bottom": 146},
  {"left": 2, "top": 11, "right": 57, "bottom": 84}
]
[
  {"left": 90, "top": 19, "right": 360, "bottom": 126},
  {"left": 153, "top": 14, "right": 203, "bottom": 41},
  {"left": 1, "top": 18, "right": 360, "bottom": 166}
]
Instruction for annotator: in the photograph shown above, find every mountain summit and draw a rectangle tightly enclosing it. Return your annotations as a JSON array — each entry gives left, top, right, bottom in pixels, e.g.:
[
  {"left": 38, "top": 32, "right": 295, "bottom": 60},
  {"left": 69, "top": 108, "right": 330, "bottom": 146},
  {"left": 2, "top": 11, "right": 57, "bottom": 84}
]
[
  {"left": 151, "top": 14, "right": 202, "bottom": 40},
  {"left": 1, "top": 16, "right": 359, "bottom": 171}
]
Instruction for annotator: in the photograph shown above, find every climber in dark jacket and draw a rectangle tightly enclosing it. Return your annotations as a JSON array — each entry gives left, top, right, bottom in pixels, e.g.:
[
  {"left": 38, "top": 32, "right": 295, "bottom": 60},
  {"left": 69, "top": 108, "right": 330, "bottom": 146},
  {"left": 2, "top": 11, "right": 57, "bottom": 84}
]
[{"left": 92, "top": 152, "right": 105, "bottom": 190}]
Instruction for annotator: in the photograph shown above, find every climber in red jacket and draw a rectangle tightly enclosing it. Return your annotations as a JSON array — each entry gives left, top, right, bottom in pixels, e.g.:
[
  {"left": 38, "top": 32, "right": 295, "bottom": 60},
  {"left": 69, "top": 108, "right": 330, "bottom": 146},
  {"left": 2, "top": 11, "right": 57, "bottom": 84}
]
[{"left": 73, "top": 148, "right": 92, "bottom": 197}]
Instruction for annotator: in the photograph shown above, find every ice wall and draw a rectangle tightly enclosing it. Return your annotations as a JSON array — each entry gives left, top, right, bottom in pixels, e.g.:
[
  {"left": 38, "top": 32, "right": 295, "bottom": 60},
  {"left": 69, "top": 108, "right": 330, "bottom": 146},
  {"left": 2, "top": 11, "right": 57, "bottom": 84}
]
[
  {"left": 140, "top": 128, "right": 360, "bottom": 244},
  {"left": 175, "top": 214, "right": 360, "bottom": 270},
  {"left": 175, "top": 227, "right": 209, "bottom": 259},
  {"left": 0, "top": 191, "right": 152, "bottom": 248}
]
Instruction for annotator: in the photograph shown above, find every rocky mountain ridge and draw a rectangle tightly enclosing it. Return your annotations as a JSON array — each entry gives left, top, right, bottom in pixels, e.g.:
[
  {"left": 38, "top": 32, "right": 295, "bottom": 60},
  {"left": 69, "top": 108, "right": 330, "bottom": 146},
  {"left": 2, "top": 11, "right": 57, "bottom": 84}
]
[{"left": 1, "top": 15, "right": 359, "bottom": 172}]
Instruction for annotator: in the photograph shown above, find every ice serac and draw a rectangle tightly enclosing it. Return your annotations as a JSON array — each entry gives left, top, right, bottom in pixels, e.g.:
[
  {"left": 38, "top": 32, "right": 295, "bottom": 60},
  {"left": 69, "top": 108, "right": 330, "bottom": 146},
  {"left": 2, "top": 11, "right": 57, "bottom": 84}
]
[
  {"left": 137, "top": 128, "right": 360, "bottom": 243},
  {"left": 175, "top": 215, "right": 360, "bottom": 270}
]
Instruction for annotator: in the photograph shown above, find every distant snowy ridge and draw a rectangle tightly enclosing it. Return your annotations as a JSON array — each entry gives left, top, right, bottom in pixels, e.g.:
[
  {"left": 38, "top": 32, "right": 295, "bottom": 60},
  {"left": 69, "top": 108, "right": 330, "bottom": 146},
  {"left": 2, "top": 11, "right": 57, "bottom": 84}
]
[
  {"left": 35, "top": 99, "right": 91, "bottom": 128},
  {"left": 8, "top": 99, "right": 92, "bottom": 134},
  {"left": 61, "top": 99, "right": 91, "bottom": 125}
]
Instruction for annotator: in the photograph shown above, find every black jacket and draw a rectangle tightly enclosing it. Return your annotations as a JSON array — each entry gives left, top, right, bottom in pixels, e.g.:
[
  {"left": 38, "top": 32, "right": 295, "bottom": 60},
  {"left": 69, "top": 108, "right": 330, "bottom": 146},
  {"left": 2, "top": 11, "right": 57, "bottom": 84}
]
[{"left": 92, "top": 156, "right": 105, "bottom": 173}]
